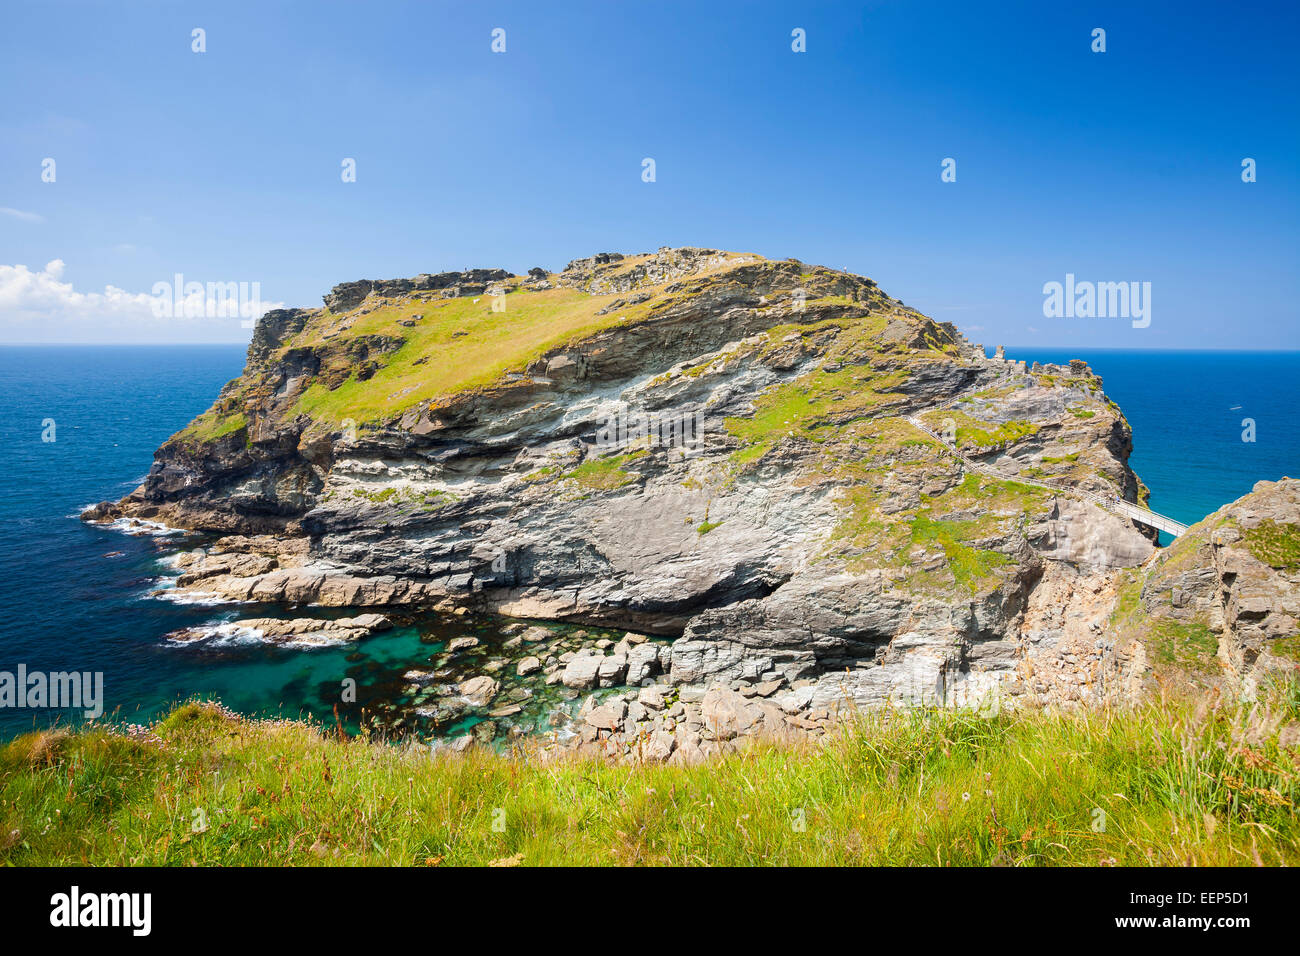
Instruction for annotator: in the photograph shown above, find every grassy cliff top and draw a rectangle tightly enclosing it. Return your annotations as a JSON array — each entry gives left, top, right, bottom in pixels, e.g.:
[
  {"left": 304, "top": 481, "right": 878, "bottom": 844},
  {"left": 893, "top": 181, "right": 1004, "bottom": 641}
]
[
  {"left": 175, "top": 249, "right": 890, "bottom": 439},
  {"left": 290, "top": 286, "right": 658, "bottom": 424},
  {"left": 3, "top": 695, "right": 1297, "bottom": 866}
]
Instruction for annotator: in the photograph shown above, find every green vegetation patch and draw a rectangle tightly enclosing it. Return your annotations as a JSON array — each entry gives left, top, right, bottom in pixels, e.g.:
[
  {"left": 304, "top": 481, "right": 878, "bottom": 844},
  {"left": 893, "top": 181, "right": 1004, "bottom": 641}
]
[
  {"left": 563, "top": 450, "right": 648, "bottom": 491},
  {"left": 908, "top": 514, "right": 1012, "bottom": 592},
  {"left": 1241, "top": 519, "right": 1300, "bottom": 570},
  {"left": 175, "top": 408, "right": 248, "bottom": 447},
  {"left": 1147, "top": 616, "right": 1220, "bottom": 674},
  {"left": 830, "top": 474, "right": 1044, "bottom": 590},
  {"left": 521, "top": 465, "right": 559, "bottom": 484},
  {"left": 730, "top": 439, "right": 774, "bottom": 468},
  {"left": 289, "top": 287, "right": 660, "bottom": 426},
  {"left": 943, "top": 472, "right": 1049, "bottom": 514},
  {"left": 1108, "top": 570, "right": 1143, "bottom": 630},
  {"left": 348, "top": 486, "right": 456, "bottom": 510},
  {"left": 1268, "top": 634, "right": 1300, "bottom": 663},
  {"left": 922, "top": 409, "right": 1039, "bottom": 451},
  {"left": 725, "top": 363, "right": 910, "bottom": 451}
]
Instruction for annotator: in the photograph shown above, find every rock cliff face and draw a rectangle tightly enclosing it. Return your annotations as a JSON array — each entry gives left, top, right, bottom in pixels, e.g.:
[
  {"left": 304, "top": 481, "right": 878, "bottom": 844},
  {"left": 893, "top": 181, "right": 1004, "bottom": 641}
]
[
  {"left": 1108, "top": 477, "right": 1300, "bottom": 698},
  {"left": 85, "top": 248, "right": 1298, "bottom": 751}
]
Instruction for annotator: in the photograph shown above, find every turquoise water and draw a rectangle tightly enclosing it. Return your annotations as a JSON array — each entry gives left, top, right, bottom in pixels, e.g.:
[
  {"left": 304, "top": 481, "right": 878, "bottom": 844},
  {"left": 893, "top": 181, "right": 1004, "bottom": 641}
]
[
  {"left": 0, "top": 346, "right": 621, "bottom": 740},
  {"left": 0, "top": 345, "right": 1295, "bottom": 738},
  {"left": 1005, "top": 349, "right": 1299, "bottom": 541}
]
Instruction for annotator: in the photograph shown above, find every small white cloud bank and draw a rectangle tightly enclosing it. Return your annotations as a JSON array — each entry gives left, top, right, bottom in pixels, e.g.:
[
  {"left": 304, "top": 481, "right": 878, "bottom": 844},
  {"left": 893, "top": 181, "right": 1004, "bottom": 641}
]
[
  {"left": 0, "top": 207, "right": 45, "bottom": 223},
  {"left": 0, "top": 260, "right": 283, "bottom": 343}
]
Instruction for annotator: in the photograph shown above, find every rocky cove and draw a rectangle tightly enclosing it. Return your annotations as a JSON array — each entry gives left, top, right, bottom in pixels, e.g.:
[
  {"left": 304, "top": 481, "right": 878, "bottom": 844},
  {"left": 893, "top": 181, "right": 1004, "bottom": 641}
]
[{"left": 83, "top": 248, "right": 1300, "bottom": 762}]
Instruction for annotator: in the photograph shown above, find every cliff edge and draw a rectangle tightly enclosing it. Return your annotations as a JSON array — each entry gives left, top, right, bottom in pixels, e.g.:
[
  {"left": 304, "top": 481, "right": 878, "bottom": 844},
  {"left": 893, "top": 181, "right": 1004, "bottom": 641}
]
[{"left": 82, "top": 248, "right": 1298, "bottom": 754}]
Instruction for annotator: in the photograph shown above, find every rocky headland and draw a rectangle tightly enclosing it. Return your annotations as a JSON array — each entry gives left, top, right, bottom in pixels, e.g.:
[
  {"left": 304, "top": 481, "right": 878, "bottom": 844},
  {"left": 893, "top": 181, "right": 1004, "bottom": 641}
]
[{"left": 83, "top": 247, "right": 1300, "bottom": 761}]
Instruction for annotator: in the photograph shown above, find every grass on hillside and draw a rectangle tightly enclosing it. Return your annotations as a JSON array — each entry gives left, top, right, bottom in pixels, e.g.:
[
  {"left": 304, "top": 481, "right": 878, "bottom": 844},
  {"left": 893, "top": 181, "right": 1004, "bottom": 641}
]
[
  {"left": 562, "top": 450, "right": 648, "bottom": 491},
  {"left": 1147, "top": 616, "right": 1221, "bottom": 674},
  {"left": 288, "top": 287, "right": 660, "bottom": 426},
  {"left": 725, "top": 364, "right": 911, "bottom": 450},
  {"left": 831, "top": 473, "right": 1046, "bottom": 590},
  {"left": 175, "top": 408, "right": 247, "bottom": 448},
  {"left": 1241, "top": 519, "right": 1300, "bottom": 570},
  {"left": 2, "top": 689, "right": 1297, "bottom": 866},
  {"left": 908, "top": 514, "right": 1013, "bottom": 592},
  {"left": 919, "top": 408, "right": 1040, "bottom": 451},
  {"left": 281, "top": 252, "right": 769, "bottom": 427}
]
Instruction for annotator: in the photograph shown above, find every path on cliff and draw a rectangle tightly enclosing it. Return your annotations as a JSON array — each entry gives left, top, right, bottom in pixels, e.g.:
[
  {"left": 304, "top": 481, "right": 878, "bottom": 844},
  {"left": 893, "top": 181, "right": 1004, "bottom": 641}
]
[{"left": 902, "top": 379, "right": 1189, "bottom": 537}]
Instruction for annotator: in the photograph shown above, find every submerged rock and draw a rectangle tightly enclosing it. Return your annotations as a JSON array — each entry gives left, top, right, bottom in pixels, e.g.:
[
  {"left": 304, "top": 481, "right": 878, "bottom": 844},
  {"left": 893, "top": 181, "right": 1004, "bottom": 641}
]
[
  {"left": 561, "top": 654, "right": 603, "bottom": 690},
  {"left": 458, "top": 676, "right": 499, "bottom": 707}
]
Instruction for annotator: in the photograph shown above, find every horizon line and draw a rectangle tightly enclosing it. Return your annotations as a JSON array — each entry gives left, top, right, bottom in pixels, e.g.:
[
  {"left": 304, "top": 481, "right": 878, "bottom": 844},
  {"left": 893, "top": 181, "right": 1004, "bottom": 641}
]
[
  {"left": 3, "top": 341, "right": 1299, "bottom": 354},
  {"left": 1001, "top": 344, "right": 1300, "bottom": 353}
]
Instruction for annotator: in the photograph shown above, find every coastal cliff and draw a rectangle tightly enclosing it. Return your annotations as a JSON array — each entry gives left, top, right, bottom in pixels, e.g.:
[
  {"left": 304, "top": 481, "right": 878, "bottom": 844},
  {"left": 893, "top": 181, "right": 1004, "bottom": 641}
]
[{"left": 83, "top": 248, "right": 1299, "bottom": 757}]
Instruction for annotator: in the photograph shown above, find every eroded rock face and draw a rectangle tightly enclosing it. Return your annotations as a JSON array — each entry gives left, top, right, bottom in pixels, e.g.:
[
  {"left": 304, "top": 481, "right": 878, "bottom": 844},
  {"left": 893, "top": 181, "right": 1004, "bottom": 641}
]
[
  {"left": 83, "top": 248, "right": 1297, "bottom": 749},
  {"left": 1111, "top": 478, "right": 1300, "bottom": 697},
  {"left": 324, "top": 270, "right": 512, "bottom": 313}
]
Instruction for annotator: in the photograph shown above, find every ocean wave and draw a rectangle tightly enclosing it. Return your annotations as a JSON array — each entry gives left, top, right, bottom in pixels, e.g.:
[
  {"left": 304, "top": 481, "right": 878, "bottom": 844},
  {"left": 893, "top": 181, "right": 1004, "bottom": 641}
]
[
  {"left": 166, "top": 623, "right": 266, "bottom": 647},
  {"left": 277, "top": 633, "right": 354, "bottom": 649},
  {"left": 81, "top": 515, "right": 190, "bottom": 538},
  {"left": 111, "top": 517, "right": 188, "bottom": 537},
  {"left": 166, "top": 622, "right": 351, "bottom": 649},
  {"left": 146, "top": 585, "right": 244, "bottom": 607}
]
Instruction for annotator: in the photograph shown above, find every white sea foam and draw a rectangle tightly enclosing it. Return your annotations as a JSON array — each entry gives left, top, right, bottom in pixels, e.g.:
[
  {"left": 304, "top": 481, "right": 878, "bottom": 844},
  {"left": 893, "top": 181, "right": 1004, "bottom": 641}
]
[
  {"left": 73, "top": 506, "right": 190, "bottom": 538},
  {"left": 167, "top": 621, "right": 349, "bottom": 649},
  {"left": 147, "top": 585, "right": 242, "bottom": 607},
  {"left": 166, "top": 623, "right": 266, "bottom": 647},
  {"left": 278, "top": 632, "right": 352, "bottom": 649},
  {"left": 106, "top": 517, "right": 187, "bottom": 537}
]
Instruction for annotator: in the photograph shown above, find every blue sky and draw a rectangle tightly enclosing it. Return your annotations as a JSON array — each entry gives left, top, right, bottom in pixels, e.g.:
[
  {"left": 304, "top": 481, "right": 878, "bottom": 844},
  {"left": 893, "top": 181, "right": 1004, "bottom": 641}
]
[{"left": 1, "top": 0, "right": 1296, "bottom": 346}]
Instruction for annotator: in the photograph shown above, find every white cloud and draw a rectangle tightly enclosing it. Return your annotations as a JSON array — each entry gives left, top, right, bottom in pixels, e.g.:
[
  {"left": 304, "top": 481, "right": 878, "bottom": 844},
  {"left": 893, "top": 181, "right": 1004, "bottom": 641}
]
[
  {"left": 0, "top": 207, "right": 44, "bottom": 223},
  {"left": 0, "top": 260, "right": 283, "bottom": 343}
]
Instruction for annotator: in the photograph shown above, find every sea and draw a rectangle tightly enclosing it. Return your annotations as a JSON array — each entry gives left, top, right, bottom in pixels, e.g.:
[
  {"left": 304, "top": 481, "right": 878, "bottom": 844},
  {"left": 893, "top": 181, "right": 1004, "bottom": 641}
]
[{"left": 0, "top": 345, "right": 1296, "bottom": 739}]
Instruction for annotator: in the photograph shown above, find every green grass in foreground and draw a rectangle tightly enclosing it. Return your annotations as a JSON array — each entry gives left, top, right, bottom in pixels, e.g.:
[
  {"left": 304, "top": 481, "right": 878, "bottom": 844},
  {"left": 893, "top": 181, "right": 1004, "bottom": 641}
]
[{"left": 2, "top": 690, "right": 1297, "bottom": 866}]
